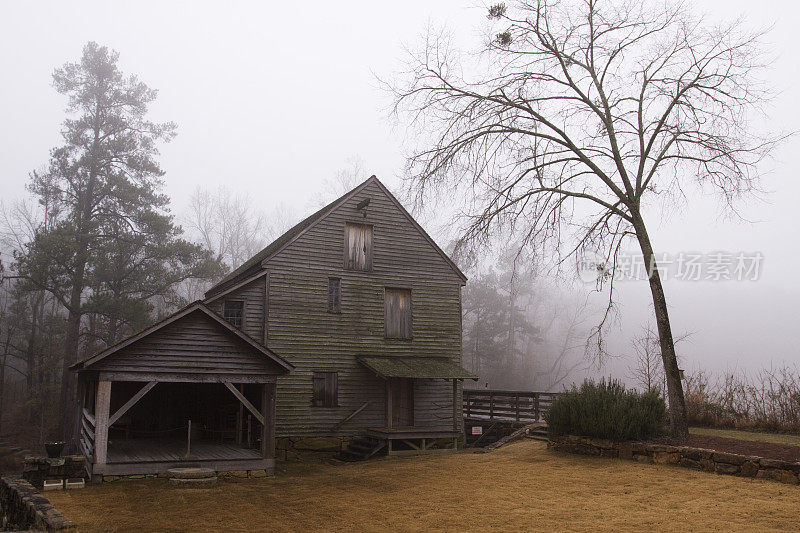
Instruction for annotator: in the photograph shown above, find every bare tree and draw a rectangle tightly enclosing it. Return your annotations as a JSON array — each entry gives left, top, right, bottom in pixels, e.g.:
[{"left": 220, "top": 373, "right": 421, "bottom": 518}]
[
  {"left": 186, "top": 186, "right": 295, "bottom": 271},
  {"left": 628, "top": 324, "right": 664, "bottom": 393},
  {"left": 308, "top": 155, "right": 368, "bottom": 209},
  {"left": 388, "top": 0, "right": 779, "bottom": 437}
]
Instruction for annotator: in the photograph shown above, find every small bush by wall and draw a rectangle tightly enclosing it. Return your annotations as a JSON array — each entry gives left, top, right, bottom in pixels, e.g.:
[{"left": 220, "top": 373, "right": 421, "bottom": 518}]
[{"left": 545, "top": 379, "right": 666, "bottom": 441}]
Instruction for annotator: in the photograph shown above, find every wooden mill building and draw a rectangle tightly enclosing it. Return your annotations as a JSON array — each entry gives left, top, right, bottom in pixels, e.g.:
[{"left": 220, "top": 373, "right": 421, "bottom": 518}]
[{"left": 72, "top": 176, "right": 476, "bottom": 478}]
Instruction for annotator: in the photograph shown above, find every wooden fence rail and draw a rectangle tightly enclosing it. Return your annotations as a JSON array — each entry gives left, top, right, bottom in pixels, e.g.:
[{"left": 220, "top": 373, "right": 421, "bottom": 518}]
[{"left": 463, "top": 389, "right": 561, "bottom": 423}]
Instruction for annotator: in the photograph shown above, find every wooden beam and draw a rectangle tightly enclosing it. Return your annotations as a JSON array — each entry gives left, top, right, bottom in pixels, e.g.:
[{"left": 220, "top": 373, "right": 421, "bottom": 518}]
[
  {"left": 261, "top": 383, "right": 276, "bottom": 459},
  {"left": 224, "top": 382, "right": 265, "bottom": 425},
  {"left": 93, "top": 380, "right": 112, "bottom": 468},
  {"left": 452, "top": 379, "right": 459, "bottom": 432},
  {"left": 109, "top": 381, "right": 157, "bottom": 427},
  {"left": 386, "top": 379, "right": 392, "bottom": 429}
]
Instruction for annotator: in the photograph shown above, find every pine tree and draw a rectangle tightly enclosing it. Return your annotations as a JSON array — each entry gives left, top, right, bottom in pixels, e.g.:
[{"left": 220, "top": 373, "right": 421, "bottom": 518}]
[{"left": 15, "top": 42, "right": 223, "bottom": 440}]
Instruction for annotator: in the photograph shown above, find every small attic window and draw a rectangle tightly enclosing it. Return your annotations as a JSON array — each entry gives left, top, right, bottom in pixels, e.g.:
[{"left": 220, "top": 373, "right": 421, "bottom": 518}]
[{"left": 223, "top": 300, "right": 244, "bottom": 328}]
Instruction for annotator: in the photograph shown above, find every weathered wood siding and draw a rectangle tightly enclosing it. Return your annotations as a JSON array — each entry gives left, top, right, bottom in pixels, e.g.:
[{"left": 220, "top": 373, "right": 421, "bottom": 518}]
[
  {"left": 92, "top": 309, "right": 279, "bottom": 382},
  {"left": 207, "top": 275, "right": 266, "bottom": 343},
  {"left": 262, "top": 180, "right": 465, "bottom": 437}
]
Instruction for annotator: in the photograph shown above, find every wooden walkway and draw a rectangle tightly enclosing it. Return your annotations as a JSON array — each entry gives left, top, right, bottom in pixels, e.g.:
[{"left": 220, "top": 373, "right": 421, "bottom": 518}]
[{"left": 107, "top": 439, "right": 261, "bottom": 464}]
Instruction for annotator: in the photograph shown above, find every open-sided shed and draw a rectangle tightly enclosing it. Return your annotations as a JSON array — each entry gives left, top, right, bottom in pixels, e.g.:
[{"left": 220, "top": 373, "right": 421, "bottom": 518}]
[{"left": 71, "top": 302, "right": 292, "bottom": 478}]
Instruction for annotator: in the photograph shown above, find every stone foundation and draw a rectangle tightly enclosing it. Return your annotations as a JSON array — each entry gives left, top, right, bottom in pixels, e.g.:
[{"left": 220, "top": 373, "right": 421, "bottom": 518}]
[
  {"left": 548, "top": 435, "right": 800, "bottom": 485},
  {"left": 22, "top": 456, "right": 87, "bottom": 489},
  {"left": 0, "top": 477, "right": 75, "bottom": 530}
]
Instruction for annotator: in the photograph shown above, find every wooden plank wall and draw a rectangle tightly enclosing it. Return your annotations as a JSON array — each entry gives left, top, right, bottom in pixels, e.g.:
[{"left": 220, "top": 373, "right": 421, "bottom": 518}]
[
  {"left": 254, "top": 180, "right": 465, "bottom": 437},
  {"left": 92, "top": 310, "right": 278, "bottom": 381},
  {"left": 207, "top": 275, "right": 266, "bottom": 342}
]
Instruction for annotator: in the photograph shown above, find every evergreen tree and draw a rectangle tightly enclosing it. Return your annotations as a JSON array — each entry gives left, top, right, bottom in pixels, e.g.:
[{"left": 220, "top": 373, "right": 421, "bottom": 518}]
[{"left": 15, "top": 42, "right": 223, "bottom": 439}]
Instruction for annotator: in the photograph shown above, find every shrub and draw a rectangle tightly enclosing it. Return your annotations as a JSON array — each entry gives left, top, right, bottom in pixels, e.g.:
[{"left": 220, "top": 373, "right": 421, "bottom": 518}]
[{"left": 545, "top": 379, "right": 666, "bottom": 441}]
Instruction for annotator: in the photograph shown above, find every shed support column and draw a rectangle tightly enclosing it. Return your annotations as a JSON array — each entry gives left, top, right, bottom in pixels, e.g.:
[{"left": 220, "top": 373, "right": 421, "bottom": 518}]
[
  {"left": 452, "top": 379, "right": 459, "bottom": 451},
  {"left": 261, "top": 382, "right": 276, "bottom": 461},
  {"left": 386, "top": 379, "right": 392, "bottom": 429},
  {"left": 93, "top": 380, "right": 112, "bottom": 473}
]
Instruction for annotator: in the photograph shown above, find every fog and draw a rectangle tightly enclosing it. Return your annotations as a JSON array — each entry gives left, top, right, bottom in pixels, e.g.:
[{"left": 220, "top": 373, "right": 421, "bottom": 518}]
[{"left": 1, "top": 0, "right": 798, "bottom": 386}]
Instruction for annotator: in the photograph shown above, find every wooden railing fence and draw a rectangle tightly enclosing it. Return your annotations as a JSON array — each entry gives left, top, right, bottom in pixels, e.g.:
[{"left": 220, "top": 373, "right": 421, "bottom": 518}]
[
  {"left": 463, "top": 389, "right": 561, "bottom": 423},
  {"left": 80, "top": 408, "right": 95, "bottom": 462}
]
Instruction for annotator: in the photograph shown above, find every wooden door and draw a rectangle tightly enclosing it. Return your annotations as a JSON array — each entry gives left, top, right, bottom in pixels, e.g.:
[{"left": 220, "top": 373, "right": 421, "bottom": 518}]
[{"left": 390, "top": 378, "right": 414, "bottom": 427}]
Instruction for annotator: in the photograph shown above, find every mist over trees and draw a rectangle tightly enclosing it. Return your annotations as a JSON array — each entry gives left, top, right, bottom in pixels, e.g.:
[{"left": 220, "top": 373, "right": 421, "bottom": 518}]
[
  {"left": 0, "top": 42, "right": 223, "bottom": 443},
  {"left": 388, "top": 0, "right": 779, "bottom": 436},
  {"left": 461, "top": 244, "right": 590, "bottom": 391}
]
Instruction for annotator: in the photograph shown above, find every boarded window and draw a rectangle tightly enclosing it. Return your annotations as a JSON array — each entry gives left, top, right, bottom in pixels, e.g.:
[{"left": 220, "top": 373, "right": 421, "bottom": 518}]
[
  {"left": 344, "top": 223, "right": 373, "bottom": 271},
  {"left": 328, "top": 277, "right": 341, "bottom": 313},
  {"left": 385, "top": 288, "right": 412, "bottom": 339},
  {"left": 223, "top": 300, "right": 244, "bottom": 328},
  {"left": 312, "top": 372, "right": 338, "bottom": 407}
]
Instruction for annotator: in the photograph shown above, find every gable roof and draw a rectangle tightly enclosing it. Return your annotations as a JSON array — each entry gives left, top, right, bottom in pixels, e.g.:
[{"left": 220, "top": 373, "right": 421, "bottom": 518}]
[
  {"left": 205, "top": 175, "right": 466, "bottom": 299},
  {"left": 71, "top": 301, "right": 293, "bottom": 372}
]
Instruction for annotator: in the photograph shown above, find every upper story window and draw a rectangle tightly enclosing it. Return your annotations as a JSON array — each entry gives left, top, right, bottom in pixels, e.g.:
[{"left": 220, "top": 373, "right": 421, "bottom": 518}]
[
  {"left": 385, "top": 288, "right": 412, "bottom": 339},
  {"left": 344, "top": 222, "right": 373, "bottom": 271},
  {"left": 328, "top": 277, "right": 341, "bottom": 313},
  {"left": 223, "top": 300, "right": 244, "bottom": 328}
]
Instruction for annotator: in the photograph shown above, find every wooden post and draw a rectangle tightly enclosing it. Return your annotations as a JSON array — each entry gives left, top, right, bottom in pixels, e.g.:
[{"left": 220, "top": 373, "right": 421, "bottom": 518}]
[
  {"left": 261, "top": 383, "right": 276, "bottom": 459},
  {"left": 93, "top": 380, "right": 112, "bottom": 470},
  {"left": 489, "top": 392, "right": 495, "bottom": 420},
  {"left": 452, "top": 379, "right": 459, "bottom": 432},
  {"left": 452, "top": 379, "right": 459, "bottom": 451},
  {"left": 534, "top": 393, "right": 540, "bottom": 422},
  {"left": 515, "top": 393, "right": 520, "bottom": 422},
  {"left": 386, "top": 379, "right": 392, "bottom": 429},
  {"left": 236, "top": 398, "right": 243, "bottom": 445},
  {"left": 185, "top": 420, "right": 192, "bottom": 458}
]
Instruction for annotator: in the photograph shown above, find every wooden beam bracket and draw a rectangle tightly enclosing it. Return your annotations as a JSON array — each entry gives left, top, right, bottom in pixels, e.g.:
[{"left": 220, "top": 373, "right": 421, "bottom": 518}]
[
  {"left": 109, "top": 381, "right": 157, "bottom": 427},
  {"left": 224, "top": 382, "right": 265, "bottom": 425}
]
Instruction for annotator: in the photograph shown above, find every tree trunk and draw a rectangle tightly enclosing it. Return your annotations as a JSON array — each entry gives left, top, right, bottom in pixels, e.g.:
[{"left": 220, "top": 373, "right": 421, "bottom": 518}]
[
  {"left": 631, "top": 212, "right": 689, "bottom": 439},
  {"left": 0, "top": 352, "right": 6, "bottom": 436}
]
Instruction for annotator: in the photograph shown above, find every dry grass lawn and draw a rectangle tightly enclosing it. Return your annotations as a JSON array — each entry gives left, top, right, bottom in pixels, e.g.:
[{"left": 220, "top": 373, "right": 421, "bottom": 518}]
[
  {"left": 690, "top": 427, "right": 800, "bottom": 447},
  {"left": 49, "top": 440, "right": 800, "bottom": 532}
]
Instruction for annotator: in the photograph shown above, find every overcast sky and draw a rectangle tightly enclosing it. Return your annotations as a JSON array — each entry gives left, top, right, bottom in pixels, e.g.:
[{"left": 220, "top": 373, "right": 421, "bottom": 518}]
[{"left": 1, "top": 0, "right": 798, "bottom": 379}]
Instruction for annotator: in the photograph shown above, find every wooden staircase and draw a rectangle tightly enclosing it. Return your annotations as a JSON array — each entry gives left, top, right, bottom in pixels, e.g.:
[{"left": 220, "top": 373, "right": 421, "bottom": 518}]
[{"left": 337, "top": 435, "right": 387, "bottom": 461}]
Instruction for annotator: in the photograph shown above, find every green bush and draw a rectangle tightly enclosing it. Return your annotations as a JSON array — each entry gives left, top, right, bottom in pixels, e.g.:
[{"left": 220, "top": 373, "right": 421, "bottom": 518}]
[{"left": 545, "top": 379, "right": 666, "bottom": 441}]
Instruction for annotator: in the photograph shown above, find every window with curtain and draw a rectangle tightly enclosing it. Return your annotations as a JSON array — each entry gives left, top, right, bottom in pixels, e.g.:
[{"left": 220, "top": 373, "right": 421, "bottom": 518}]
[{"left": 344, "top": 222, "right": 373, "bottom": 270}]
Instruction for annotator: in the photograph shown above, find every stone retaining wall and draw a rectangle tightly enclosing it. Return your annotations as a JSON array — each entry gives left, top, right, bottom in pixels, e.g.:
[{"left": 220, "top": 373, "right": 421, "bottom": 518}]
[
  {"left": 548, "top": 435, "right": 800, "bottom": 485},
  {"left": 0, "top": 477, "right": 75, "bottom": 531},
  {"left": 22, "top": 456, "right": 86, "bottom": 489}
]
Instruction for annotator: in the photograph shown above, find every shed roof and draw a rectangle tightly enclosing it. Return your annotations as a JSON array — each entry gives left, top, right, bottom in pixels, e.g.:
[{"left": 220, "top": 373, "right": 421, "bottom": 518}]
[
  {"left": 359, "top": 356, "right": 478, "bottom": 380},
  {"left": 70, "top": 301, "right": 293, "bottom": 373}
]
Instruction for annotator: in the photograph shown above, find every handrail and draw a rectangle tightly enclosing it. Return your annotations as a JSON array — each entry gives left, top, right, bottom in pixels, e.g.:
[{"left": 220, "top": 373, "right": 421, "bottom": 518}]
[
  {"left": 332, "top": 402, "right": 370, "bottom": 431},
  {"left": 82, "top": 408, "right": 95, "bottom": 428},
  {"left": 463, "top": 389, "right": 561, "bottom": 423}
]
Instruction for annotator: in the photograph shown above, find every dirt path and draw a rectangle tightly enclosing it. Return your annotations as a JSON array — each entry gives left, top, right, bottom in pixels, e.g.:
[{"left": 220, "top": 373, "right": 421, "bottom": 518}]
[{"left": 49, "top": 440, "right": 800, "bottom": 532}]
